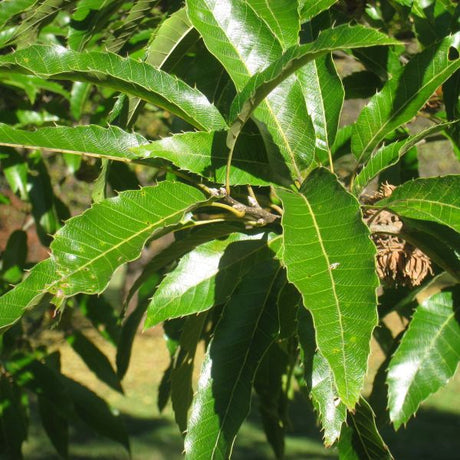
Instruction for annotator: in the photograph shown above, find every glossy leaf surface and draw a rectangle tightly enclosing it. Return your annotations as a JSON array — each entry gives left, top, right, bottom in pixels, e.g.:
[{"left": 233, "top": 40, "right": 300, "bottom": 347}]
[
  {"left": 146, "top": 233, "right": 280, "bottom": 327},
  {"left": 0, "top": 45, "right": 226, "bottom": 131},
  {"left": 387, "top": 290, "right": 460, "bottom": 429},
  {"left": 298, "top": 309, "right": 346, "bottom": 446},
  {"left": 0, "top": 124, "right": 147, "bottom": 162},
  {"left": 50, "top": 182, "right": 205, "bottom": 296},
  {"left": 184, "top": 261, "right": 281, "bottom": 459},
  {"left": 278, "top": 168, "right": 378, "bottom": 408},
  {"left": 134, "top": 130, "right": 275, "bottom": 185},
  {"left": 353, "top": 122, "right": 456, "bottom": 192},
  {"left": 187, "top": 0, "right": 315, "bottom": 181},
  {"left": 352, "top": 33, "right": 460, "bottom": 160},
  {"left": 375, "top": 176, "right": 460, "bottom": 233},
  {"left": 0, "top": 259, "right": 55, "bottom": 329}
]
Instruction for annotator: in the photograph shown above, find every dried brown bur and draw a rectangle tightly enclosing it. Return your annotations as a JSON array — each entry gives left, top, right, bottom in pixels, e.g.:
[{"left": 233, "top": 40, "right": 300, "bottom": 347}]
[{"left": 363, "top": 183, "right": 433, "bottom": 287}]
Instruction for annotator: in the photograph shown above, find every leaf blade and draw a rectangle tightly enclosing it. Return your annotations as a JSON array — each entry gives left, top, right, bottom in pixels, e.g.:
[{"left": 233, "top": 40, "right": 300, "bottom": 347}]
[
  {"left": 0, "top": 124, "right": 147, "bottom": 162},
  {"left": 0, "top": 45, "right": 227, "bottom": 131},
  {"left": 375, "top": 176, "right": 460, "bottom": 233},
  {"left": 278, "top": 168, "right": 378, "bottom": 408},
  {"left": 50, "top": 182, "right": 205, "bottom": 296},
  {"left": 352, "top": 33, "right": 460, "bottom": 160},
  {"left": 184, "top": 260, "right": 281, "bottom": 459},
  {"left": 387, "top": 289, "right": 460, "bottom": 430}
]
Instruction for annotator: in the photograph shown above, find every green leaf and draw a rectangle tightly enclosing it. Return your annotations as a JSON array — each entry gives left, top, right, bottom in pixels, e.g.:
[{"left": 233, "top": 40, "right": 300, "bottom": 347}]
[
  {"left": 70, "top": 81, "right": 92, "bottom": 120},
  {"left": 375, "top": 176, "right": 460, "bottom": 233},
  {"left": 61, "top": 375, "right": 130, "bottom": 452},
  {"left": 0, "top": 124, "right": 148, "bottom": 162},
  {"left": 171, "top": 313, "right": 207, "bottom": 433},
  {"left": 66, "top": 330, "right": 123, "bottom": 393},
  {"left": 278, "top": 168, "right": 378, "bottom": 408},
  {"left": 0, "top": 45, "right": 227, "bottom": 131},
  {"left": 300, "top": 0, "right": 339, "bottom": 21},
  {"left": 5, "top": 0, "right": 64, "bottom": 48},
  {"left": 187, "top": 0, "right": 315, "bottom": 181},
  {"left": 0, "top": 73, "right": 69, "bottom": 104},
  {"left": 0, "top": 0, "right": 36, "bottom": 29},
  {"left": 146, "top": 232, "right": 280, "bottom": 328},
  {"left": 352, "top": 33, "right": 460, "bottom": 161},
  {"left": 230, "top": 25, "right": 398, "bottom": 126},
  {"left": 338, "top": 397, "right": 393, "bottom": 460},
  {"left": 353, "top": 122, "right": 456, "bottom": 193},
  {"left": 134, "top": 130, "right": 276, "bottom": 186},
  {"left": 247, "top": 0, "right": 300, "bottom": 49},
  {"left": 1, "top": 148, "right": 29, "bottom": 200},
  {"left": 105, "top": 0, "right": 157, "bottom": 53},
  {"left": 298, "top": 54, "right": 344, "bottom": 164},
  {"left": 0, "top": 259, "right": 56, "bottom": 330},
  {"left": 1, "top": 230, "right": 27, "bottom": 284},
  {"left": 297, "top": 309, "right": 347, "bottom": 446},
  {"left": 146, "top": 7, "right": 198, "bottom": 71},
  {"left": 387, "top": 289, "right": 460, "bottom": 430},
  {"left": 38, "top": 396, "right": 69, "bottom": 459},
  {"left": 184, "top": 260, "right": 281, "bottom": 459},
  {"left": 50, "top": 181, "right": 206, "bottom": 296}
]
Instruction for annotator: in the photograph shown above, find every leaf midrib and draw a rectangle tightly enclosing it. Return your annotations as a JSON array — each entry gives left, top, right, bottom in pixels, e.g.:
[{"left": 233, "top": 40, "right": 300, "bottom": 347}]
[
  {"left": 51, "top": 205, "right": 197, "bottom": 292},
  {"left": 211, "top": 266, "right": 281, "bottom": 458},
  {"left": 193, "top": 0, "right": 302, "bottom": 178},
  {"left": 394, "top": 308, "right": 458, "bottom": 418},
  {"left": 357, "top": 57, "right": 459, "bottom": 161},
  {"left": 298, "top": 192, "right": 349, "bottom": 400}
]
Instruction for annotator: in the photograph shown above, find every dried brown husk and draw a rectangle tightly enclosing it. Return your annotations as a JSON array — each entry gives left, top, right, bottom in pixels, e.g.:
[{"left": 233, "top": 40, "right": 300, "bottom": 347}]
[{"left": 363, "top": 183, "right": 433, "bottom": 287}]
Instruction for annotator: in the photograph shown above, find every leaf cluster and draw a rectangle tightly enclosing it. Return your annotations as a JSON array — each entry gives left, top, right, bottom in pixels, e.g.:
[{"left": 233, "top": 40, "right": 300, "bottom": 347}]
[{"left": 0, "top": 0, "right": 459, "bottom": 458}]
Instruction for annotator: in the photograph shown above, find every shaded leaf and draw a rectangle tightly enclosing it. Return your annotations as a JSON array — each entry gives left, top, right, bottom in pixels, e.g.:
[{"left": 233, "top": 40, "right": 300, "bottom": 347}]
[
  {"left": 61, "top": 375, "right": 130, "bottom": 452},
  {"left": 67, "top": 330, "right": 123, "bottom": 393},
  {"left": 184, "top": 260, "right": 281, "bottom": 459},
  {"left": 0, "top": 45, "right": 227, "bottom": 131},
  {"left": 338, "top": 397, "right": 393, "bottom": 460},
  {"left": 387, "top": 289, "right": 460, "bottom": 430},
  {"left": 375, "top": 176, "right": 460, "bottom": 233},
  {"left": 278, "top": 168, "right": 378, "bottom": 408},
  {"left": 352, "top": 34, "right": 460, "bottom": 161},
  {"left": 254, "top": 342, "right": 289, "bottom": 459},
  {"left": 0, "top": 374, "right": 27, "bottom": 459},
  {"left": 38, "top": 396, "right": 69, "bottom": 459},
  {"left": 171, "top": 313, "right": 207, "bottom": 433},
  {"left": 146, "top": 7, "right": 198, "bottom": 71}
]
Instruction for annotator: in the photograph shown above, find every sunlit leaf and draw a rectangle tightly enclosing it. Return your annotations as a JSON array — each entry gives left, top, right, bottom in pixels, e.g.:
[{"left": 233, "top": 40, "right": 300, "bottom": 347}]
[
  {"left": 0, "top": 124, "right": 147, "bottom": 162},
  {"left": 184, "top": 261, "right": 282, "bottom": 459},
  {"left": 278, "top": 168, "right": 378, "bottom": 408},
  {"left": 375, "top": 176, "right": 460, "bottom": 233},
  {"left": 146, "top": 233, "right": 280, "bottom": 328},
  {"left": 352, "top": 33, "right": 460, "bottom": 161},
  {"left": 387, "top": 289, "right": 460, "bottom": 430},
  {"left": 0, "top": 45, "right": 227, "bottom": 131}
]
